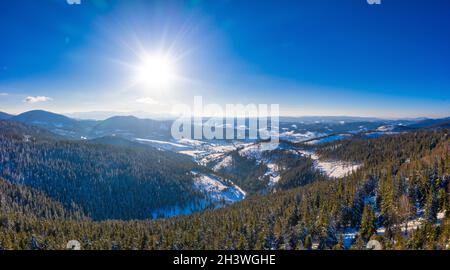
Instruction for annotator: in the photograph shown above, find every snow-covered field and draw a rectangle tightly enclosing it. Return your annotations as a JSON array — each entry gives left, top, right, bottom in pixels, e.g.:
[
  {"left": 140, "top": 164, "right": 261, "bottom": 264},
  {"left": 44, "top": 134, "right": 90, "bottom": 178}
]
[
  {"left": 315, "top": 160, "right": 361, "bottom": 178},
  {"left": 298, "top": 150, "right": 361, "bottom": 178}
]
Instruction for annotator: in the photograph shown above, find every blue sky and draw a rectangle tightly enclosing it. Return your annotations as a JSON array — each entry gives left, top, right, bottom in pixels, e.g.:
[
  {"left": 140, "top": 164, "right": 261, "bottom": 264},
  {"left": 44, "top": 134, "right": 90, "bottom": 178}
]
[{"left": 0, "top": 0, "right": 449, "bottom": 118}]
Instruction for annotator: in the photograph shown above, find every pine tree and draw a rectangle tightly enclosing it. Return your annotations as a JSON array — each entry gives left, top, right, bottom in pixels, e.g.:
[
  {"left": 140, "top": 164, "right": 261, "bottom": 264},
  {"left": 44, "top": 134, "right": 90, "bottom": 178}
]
[
  {"left": 140, "top": 232, "right": 149, "bottom": 250},
  {"left": 333, "top": 235, "right": 345, "bottom": 250},
  {"left": 288, "top": 205, "right": 299, "bottom": 227},
  {"left": 304, "top": 234, "right": 312, "bottom": 250},
  {"left": 350, "top": 235, "right": 366, "bottom": 250},
  {"left": 360, "top": 205, "right": 376, "bottom": 241},
  {"left": 397, "top": 194, "right": 414, "bottom": 234},
  {"left": 437, "top": 188, "right": 448, "bottom": 213},
  {"left": 318, "top": 224, "right": 338, "bottom": 250},
  {"left": 425, "top": 185, "right": 438, "bottom": 223},
  {"left": 263, "top": 214, "right": 277, "bottom": 250},
  {"left": 380, "top": 174, "right": 395, "bottom": 229},
  {"left": 237, "top": 234, "right": 247, "bottom": 250},
  {"left": 30, "top": 235, "right": 41, "bottom": 250},
  {"left": 0, "top": 232, "right": 13, "bottom": 250}
]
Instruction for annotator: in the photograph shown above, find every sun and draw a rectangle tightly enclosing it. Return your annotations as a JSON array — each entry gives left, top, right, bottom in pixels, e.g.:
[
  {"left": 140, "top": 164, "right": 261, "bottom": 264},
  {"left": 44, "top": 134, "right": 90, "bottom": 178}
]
[{"left": 134, "top": 53, "right": 176, "bottom": 88}]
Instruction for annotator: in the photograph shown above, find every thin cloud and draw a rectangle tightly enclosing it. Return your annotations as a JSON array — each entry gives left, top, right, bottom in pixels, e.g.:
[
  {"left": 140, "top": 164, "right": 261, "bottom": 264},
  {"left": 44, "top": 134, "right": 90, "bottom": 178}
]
[
  {"left": 136, "top": 97, "right": 159, "bottom": 105},
  {"left": 0, "top": 92, "right": 8, "bottom": 96},
  {"left": 23, "top": 96, "right": 53, "bottom": 103}
]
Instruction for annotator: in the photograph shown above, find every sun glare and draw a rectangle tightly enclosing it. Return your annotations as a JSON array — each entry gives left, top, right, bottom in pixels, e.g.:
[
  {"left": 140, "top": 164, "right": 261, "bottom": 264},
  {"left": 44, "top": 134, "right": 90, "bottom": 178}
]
[{"left": 135, "top": 53, "right": 176, "bottom": 88}]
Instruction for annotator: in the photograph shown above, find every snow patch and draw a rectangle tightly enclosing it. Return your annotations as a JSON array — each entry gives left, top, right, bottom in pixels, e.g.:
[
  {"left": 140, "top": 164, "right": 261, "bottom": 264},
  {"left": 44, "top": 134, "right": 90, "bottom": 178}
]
[
  {"left": 238, "top": 142, "right": 278, "bottom": 160},
  {"left": 263, "top": 161, "right": 281, "bottom": 186},
  {"left": 213, "top": 155, "right": 233, "bottom": 171},
  {"left": 178, "top": 150, "right": 205, "bottom": 157},
  {"left": 376, "top": 125, "right": 394, "bottom": 132},
  {"left": 192, "top": 172, "right": 246, "bottom": 204},
  {"left": 176, "top": 138, "right": 206, "bottom": 146},
  {"left": 135, "top": 138, "right": 188, "bottom": 149},
  {"left": 151, "top": 172, "right": 246, "bottom": 219}
]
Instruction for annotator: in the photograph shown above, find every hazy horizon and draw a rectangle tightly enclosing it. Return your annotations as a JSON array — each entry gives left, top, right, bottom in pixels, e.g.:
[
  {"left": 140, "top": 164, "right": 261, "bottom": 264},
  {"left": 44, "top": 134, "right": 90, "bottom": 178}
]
[{"left": 1, "top": 108, "right": 449, "bottom": 122}]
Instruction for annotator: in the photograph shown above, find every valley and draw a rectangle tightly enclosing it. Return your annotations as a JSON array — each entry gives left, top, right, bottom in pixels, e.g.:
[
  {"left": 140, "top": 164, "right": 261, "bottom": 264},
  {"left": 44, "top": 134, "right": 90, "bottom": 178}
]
[{"left": 0, "top": 110, "right": 449, "bottom": 250}]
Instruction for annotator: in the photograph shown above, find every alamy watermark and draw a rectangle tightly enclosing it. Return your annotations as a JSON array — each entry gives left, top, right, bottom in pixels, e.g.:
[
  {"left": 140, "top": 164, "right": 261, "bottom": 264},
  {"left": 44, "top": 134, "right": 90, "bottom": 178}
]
[{"left": 171, "top": 96, "right": 280, "bottom": 148}]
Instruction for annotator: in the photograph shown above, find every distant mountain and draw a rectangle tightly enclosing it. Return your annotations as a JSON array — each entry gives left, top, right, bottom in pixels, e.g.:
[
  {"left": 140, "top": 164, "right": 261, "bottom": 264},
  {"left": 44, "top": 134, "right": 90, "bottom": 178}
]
[
  {"left": 390, "top": 124, "right": 416, "bottom": 132},
  {"left": 0, "top": 111, "right": 13, "bottom": 120},
  {"left": 408, "top": 117, "right": 450, "bottom": 129},
  {"left": 89, "top": 115, "right": 172, "bottom": 140},
  {"left": 11, "top": 110, "right": 92, "bottom": 139},
  {"left": 6, "top": 110, "right": 174, "bottom": 140},
  {"left": 12, "top": 110, "right": 76, "bottom": 124},
  {"left": 65, "top": 111, "right": 176, "bottom": 121},
  {"left": 279, "top": 116, "right": 384, "bottom": 124},
  {"left": 6, "top": 110, "right": 450, "bottom": 144}
]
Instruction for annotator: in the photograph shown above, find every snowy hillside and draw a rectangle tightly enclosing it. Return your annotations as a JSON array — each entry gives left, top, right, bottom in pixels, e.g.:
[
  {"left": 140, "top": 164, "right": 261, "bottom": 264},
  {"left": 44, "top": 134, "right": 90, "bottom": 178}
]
[
  {"left": 299, "top": 150, "right": 361, "bottom": 178},
  {"left": 192, "top": 171, "right": 246, "bottom": 204},
  {"left": 150, "top": 171, "right": 246, "bottom": 219}
]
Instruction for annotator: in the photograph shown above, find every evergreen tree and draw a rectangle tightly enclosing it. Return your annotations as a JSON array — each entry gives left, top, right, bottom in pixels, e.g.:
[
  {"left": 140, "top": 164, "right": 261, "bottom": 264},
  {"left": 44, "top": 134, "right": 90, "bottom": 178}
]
[
  {"left": 360, "top": 205, "right": 376, "bottom": 241},
  {"left": 425, "top": 185, "right": 438, "bottom": 223},
  {"left": 318, "top": 224, "right": 338, "bottom": 250},
  {"left": 437, "top": 188, "right": 448, "bottom": 213},
  {"left": 263, "top": 214, "right": 277, "bottom": 250},
  {"left": 304, "top": 234, "right": 313, "bottom": 250}
]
